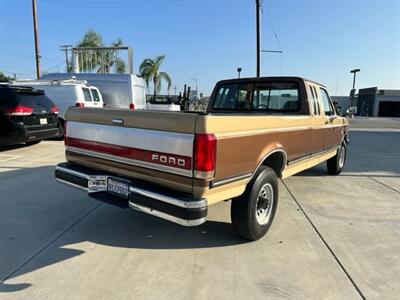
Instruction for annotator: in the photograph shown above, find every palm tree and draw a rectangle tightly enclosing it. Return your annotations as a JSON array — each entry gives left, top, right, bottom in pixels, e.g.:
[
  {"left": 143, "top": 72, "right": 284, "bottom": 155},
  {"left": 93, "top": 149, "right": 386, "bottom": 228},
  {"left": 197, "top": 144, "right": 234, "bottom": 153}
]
[
  {"left": 102, "top": 38, "right": 126, "bottom": 74},
  {"left": 139, "top": 55, "right": 172, "bottom": 100},
  {"left": 75, "top": 30, "right": 126, "bottom": 73},
  {"left": 75, "top": 30, "right": 102, "bottom": 73}
]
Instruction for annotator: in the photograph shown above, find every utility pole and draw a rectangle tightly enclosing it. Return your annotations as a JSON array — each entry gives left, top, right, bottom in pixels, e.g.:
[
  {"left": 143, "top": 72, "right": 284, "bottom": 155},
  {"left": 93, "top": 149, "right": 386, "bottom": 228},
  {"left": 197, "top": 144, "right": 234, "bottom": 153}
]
[
  {"left": 60, "top": 45, "right": 72, "bottom": 72},
  {"left": 174, "top": 85, "right": 177, "bottom": 96},
  {"left": 32, "top": 0, "right": 41, "bottom": 79},
  {"left": 256, "top": 0, "right": 261, "bottom": 77}
]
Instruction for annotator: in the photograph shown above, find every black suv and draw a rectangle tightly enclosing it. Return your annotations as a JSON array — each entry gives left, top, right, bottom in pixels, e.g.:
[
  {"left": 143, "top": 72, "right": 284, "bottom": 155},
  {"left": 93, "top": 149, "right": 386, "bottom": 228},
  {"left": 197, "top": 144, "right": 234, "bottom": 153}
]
[{"left": 0, "top": 85, "right": 62, "bottom": 148}]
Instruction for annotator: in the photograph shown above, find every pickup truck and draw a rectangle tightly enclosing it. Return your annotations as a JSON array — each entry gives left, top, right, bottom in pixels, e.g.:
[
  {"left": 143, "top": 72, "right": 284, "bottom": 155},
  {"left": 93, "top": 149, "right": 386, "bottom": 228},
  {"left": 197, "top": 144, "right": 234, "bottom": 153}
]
[{"left": 55, "top": 77, "right": 349, "bottom": 241}]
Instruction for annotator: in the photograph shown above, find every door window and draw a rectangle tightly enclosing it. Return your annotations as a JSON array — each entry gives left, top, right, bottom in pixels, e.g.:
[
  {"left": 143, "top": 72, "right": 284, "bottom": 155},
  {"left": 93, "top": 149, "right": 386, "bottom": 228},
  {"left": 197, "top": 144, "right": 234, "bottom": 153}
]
[
  {"left": 82, "top": 87, "right": 92, "bottom": 102},
  {"left": 319, "top": 88, "right": 335, "bottom": 116}
]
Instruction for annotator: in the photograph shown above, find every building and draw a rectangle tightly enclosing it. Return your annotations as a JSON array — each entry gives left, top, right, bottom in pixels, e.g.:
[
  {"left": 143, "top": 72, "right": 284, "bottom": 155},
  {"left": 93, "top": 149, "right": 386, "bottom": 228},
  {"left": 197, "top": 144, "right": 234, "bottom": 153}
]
[{"left": 357, "top": 88, "right": 400, "bottom": 117}]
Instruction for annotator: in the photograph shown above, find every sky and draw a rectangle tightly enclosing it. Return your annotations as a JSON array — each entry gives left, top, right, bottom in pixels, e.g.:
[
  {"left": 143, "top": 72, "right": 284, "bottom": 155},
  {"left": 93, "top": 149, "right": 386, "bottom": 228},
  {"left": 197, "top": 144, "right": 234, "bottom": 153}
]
[{"left": 0, "top": 0, "right": 399, "bottom": 96}]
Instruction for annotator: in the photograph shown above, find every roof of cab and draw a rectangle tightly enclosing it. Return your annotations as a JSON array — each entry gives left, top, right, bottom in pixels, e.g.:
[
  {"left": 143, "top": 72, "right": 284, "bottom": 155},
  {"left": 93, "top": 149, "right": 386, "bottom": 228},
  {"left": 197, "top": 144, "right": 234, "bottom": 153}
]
[{"left": 216, "top": 76, "right": 326, "bottom": 88}]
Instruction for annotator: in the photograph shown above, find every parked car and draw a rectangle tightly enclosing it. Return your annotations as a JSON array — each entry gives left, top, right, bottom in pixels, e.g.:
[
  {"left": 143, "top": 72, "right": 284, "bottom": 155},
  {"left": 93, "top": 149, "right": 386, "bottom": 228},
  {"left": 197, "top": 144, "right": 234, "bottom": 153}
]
[
  {"left": 55, "top": 76, "right": 349, "bottom": 241},
  {"left": 42, "top": 73, "right": 146, "bottom": 110},
  {"left": 12, "top": 79, "right": 103, "bottom": 128},
  {"left": 0, "top": 85, "right": 61, "bottom": 149}
]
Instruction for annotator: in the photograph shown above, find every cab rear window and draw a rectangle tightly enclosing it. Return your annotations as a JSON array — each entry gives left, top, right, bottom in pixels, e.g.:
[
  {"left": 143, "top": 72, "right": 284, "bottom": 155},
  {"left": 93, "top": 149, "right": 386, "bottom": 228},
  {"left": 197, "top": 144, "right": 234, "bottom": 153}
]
[
  {"left": 82, "top": 87, "right": 92, "bottom": 102},
  {"left": 212, "top": 82, "right": 300, "bottom": 112}
]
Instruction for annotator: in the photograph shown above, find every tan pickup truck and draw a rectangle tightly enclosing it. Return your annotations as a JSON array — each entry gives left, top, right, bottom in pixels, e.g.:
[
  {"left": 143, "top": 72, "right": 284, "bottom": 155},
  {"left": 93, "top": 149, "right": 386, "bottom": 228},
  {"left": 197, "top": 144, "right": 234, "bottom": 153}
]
[{"left": 55, "top": 77, "right": 348, "bottom": 240}]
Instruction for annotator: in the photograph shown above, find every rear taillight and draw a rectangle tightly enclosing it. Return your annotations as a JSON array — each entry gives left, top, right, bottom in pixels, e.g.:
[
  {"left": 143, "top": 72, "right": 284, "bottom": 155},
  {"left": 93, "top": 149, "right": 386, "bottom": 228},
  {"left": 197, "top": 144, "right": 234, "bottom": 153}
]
[
  {"left": 5, "top": 105, "right": 33, "bottom": 116},
  {"left": 129, "top": 103, "right": 135, "bottom": 110},
  {"left": 76, "top": 102, "right": 85, "bottom": 108},
  {"left": 193, "top": 133, "right": 217, "bottom": 179},
  {"left": 51, "top": 105, "right": 59, "bottom": 114}
]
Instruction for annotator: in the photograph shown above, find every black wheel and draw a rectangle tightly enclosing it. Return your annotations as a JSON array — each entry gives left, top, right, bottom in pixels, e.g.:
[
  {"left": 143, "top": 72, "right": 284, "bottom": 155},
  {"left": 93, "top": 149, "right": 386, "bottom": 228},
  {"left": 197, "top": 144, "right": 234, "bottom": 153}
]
[
  {"left": 327, "top": 143, "right": 346, "bottom": 175},
  {"left": 231, "top": 166, "right": 279, "bottom": 241},
  {"left": 56, "top": 119, "right": 65, "bottom": 140}
]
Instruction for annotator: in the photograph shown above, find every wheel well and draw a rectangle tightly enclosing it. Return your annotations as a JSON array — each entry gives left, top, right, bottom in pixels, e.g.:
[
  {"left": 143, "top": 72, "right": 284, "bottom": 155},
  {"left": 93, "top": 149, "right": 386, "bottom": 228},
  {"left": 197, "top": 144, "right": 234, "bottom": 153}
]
[{"left": 260, "top": 151, "right": 286, "bottom": 178}]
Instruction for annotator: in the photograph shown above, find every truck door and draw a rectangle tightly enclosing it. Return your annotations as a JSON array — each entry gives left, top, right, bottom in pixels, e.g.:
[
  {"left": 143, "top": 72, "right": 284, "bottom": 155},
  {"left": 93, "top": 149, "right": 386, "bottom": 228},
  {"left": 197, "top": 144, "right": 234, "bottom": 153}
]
[
  {"left": 308, "top": 85, "right": 325, "bottom": 154},
  {"left": 318, "top": 87, "right": 343, "bottom": 149}
]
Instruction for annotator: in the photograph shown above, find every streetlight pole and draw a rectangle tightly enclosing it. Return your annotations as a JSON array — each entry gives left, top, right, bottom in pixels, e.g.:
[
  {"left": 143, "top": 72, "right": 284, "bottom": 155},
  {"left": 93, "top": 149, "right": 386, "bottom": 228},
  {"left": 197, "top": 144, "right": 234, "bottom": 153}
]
[
  {"left": 237, "top": 67, "right": 242, "bottom": 78},
  {"left": 256, "top": 0, "right": 261, "bottom": 77},
  {"left": 32, "top": 0, "right": 41, "bottom": 79},
  {"left": 350, "top": 68, "right": 360, "bottom": 106}
]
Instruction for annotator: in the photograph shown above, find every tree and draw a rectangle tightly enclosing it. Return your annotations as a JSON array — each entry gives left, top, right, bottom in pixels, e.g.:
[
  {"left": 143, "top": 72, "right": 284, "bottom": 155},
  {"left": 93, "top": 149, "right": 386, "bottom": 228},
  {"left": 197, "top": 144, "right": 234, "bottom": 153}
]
[
  {"left": 139, "top": 55, "right": 172, "bottom": 100},
  {"left": 75, "top": 30, "right": 126, "bottom": 74},
  {"left": 0, "top": 71, "right": 13, "bottom": 82},
  {"left": 102, "top": 38, "right": 126, "bottom": 74}
]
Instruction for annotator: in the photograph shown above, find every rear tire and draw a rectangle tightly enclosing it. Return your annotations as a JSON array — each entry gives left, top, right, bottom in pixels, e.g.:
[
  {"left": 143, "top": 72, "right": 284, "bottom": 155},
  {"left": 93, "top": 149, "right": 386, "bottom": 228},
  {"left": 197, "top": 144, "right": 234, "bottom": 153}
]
[
  {"left": 231, "top": 166, "right": 278, "bottom": 241},
  {"left": 327, "top": 143, "right": 346, "bottom": 175},
  {"left": 56, "top": 119, "right": 65, "bottom": 140}
]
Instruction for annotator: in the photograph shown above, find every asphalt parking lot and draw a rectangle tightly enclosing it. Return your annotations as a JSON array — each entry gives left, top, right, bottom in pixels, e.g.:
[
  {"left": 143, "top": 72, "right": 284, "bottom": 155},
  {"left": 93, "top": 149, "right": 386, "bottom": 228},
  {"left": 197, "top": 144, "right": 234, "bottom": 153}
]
[{"left": 0, "top": 123, "right": 399, "bottom": 299}]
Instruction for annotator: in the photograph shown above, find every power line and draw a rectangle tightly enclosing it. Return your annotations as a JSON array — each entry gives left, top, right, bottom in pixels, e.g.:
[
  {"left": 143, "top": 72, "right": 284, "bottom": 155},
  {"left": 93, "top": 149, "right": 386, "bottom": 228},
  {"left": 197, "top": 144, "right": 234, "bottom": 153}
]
[{"left": 264, "top": 5, "right": 283, "bottom": 52}]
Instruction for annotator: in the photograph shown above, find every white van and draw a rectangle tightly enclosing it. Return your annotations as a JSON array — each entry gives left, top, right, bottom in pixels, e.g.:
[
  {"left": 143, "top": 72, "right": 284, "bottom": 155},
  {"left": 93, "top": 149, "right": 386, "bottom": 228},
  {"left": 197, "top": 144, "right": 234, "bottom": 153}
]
[
  {"left": 42, "top": 73, "right": 146, "bottom": 110},
  {"left": 12, "top": 79, "right": 104, "bottom": 123}
]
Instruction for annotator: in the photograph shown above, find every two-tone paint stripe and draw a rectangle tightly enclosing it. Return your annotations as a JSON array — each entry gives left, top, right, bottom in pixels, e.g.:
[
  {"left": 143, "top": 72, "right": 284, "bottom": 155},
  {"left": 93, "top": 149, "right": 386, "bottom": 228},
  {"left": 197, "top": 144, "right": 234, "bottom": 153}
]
[{"left": 66, "top": 121, "right": 194, "bottom": 177}]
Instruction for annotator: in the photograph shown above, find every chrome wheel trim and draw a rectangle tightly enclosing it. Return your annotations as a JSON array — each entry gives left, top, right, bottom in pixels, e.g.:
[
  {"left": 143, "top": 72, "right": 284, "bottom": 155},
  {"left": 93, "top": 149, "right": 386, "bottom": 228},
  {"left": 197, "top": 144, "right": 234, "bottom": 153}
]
[
  {"left": 255, "top": 183, "right": 274, "bottom": 226},
  {"left": 338, "top": 146, "right": 346, "bottom": 169}
]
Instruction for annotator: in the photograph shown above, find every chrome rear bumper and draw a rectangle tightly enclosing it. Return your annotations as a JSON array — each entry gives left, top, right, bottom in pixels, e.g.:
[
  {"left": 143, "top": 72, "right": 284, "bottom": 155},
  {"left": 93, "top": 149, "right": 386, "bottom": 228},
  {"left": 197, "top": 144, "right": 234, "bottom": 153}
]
[{"left": 55, "top": 163, "right": 207, "bottom": 226}]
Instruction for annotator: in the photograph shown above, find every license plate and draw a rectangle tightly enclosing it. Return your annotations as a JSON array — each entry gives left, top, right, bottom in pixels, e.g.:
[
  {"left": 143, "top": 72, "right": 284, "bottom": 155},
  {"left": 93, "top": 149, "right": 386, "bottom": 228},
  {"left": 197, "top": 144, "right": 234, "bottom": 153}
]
[
  {"left": 88, "top": 176, "right": 107, "bottom": 192},
  {"left": 40, "top": 118, "right": 48, "bottom": 125},
  {"left": 107, "top": 178, "right": 129, "bottom": 198}
]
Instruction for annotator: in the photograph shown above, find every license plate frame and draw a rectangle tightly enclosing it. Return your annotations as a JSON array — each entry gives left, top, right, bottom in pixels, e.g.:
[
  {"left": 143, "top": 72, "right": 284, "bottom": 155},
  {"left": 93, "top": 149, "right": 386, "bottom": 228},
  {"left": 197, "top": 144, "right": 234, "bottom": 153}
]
[
  {"left": 107, "top": 177, "right": 130, "bottom": 199},
  {"left": 39, "top": 118, "right": 48, "bottom": 125}
]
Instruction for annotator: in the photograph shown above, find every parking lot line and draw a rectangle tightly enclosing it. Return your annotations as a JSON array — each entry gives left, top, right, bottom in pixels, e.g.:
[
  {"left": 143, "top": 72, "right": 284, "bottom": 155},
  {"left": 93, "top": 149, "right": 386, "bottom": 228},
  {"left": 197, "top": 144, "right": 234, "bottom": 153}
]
[
  {"left": 281, "top": 180, "right": 366, "bottom": 300},
  {"left": 0, "top": 155, "right": 21, "bottom": 162}
]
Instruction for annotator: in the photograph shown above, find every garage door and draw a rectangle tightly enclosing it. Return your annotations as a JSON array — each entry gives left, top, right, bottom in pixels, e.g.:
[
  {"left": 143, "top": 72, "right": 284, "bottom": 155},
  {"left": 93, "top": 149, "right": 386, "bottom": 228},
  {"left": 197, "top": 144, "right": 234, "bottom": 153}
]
[{"left": 378, "top": 101, "right": 400, "bottom": 117}]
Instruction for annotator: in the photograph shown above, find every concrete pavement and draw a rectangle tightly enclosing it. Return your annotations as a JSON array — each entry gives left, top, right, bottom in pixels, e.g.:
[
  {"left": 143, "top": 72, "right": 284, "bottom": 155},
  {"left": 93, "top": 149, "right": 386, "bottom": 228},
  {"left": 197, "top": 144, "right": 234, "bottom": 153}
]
[{"left": 0, "top": 132, "right": 399, "bottom": 299}]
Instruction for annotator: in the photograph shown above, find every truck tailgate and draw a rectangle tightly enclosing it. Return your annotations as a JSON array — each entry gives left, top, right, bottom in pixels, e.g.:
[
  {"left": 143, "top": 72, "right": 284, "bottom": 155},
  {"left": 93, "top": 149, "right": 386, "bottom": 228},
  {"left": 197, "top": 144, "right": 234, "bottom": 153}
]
[{"left": 64, "top": 107, "right": 199, "bottom": 193}]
